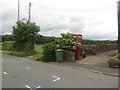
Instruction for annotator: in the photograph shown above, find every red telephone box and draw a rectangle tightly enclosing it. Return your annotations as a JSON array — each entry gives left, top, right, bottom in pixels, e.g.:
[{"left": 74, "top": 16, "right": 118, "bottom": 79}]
[{"left": 72, "top": 34, "right": 83, "bottom": 59}]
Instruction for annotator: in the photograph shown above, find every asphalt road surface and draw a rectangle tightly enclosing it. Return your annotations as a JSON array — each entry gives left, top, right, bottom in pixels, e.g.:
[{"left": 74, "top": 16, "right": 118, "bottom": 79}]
[{"left": 2, "top": 54, "right": 118, "bottom": 88}]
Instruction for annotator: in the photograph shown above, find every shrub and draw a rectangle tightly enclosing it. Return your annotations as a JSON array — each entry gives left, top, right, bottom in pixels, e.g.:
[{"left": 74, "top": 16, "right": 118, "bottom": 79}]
[
  {"left": 55, "top": 33, "right": 81, "bottom": 51},
  {"left": 24, "top": 41, "right": 36, "bottom": 55},
  {"left": 42, "top": 43, "right": 57, "bottom": 62},
  {"left": 2, "top": 41, "right": 14, "bottom": 51},
  {"left": 36, "top": 56, "right": 47, "bottom": 62},
  {"left": 108, "top": 57, "right": 119, "bottom": 68}
]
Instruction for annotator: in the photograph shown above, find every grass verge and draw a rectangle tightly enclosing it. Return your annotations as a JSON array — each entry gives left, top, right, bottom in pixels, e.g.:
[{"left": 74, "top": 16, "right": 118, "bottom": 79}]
[
  {"left": 0, "top": 43, "right": 2, "bottom": 50},
  {"left": 99, "top": 62, "right": 109, "bottom": 67},
  {"left": 3, "top": 51, "right": 33, "bottom": 57}
]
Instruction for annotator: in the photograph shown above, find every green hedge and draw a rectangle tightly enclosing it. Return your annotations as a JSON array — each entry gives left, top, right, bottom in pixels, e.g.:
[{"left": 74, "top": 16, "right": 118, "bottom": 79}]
[
  {"left": 42, "top": 43, "right": 57, "bottom": 62},
  {"left": 2, "top": 41, "right": 14, "bottom": 51}
]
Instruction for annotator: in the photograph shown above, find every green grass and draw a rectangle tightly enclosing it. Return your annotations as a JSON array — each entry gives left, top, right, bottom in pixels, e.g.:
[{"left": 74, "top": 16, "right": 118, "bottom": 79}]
[
  {"left": 35, "top": 44, "right": 43, "bottom": 54},
  {"left": 1, "top": 44, "right": 43, "bottom": 58},
  {"left": 31, "top": 54, "right": 43, "bottom": 60},
  {"left": 99, "top": 62, "right": 109, "bottom": 67},
  {"left": 0, "top": 44, "right": 2, "bottom": 50},
  {"left": 3, "top": 51, "right": 32, "bottom": 57}
]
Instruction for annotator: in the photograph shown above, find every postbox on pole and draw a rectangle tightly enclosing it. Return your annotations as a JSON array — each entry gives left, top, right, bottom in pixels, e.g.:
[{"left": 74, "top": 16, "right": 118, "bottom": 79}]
[{"left": 72, "top": 34, "right": 83, "bottom": 59}]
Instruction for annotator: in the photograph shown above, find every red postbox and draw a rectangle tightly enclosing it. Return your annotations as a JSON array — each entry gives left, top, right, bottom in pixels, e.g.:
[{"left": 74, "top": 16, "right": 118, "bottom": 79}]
[
  {"left": 73, "top": 43, "right": 77, "bottom": 50},
  {"left": 72, "top": 34, "right": 83, "bottom": 59}
]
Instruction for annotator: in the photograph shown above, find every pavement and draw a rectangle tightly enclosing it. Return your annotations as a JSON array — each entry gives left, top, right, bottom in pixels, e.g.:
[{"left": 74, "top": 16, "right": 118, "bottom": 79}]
[
  {"left": 50, "top": 61, "right": 120, "bottom": 77},
  {"left": 49, "top": 50, "right": 120, "bottom": 77},
  {"left": 2, "top": 53, "right": 118, "bottom": 88}
]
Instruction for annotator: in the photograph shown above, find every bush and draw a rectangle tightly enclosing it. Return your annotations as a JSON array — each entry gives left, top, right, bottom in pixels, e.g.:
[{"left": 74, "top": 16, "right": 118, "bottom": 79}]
[
  {"left": 42, "top": 43, "right": 57, "bottom": 62},
  {"left": 2, "top": 41, "right": 14, "bottom": 51},
  {"left": 24, "top": 41, "right": 36, "bottom": 55},
  {"left": 55, "top": 33, "right": 81, "bottom": 51},
  {"left": 36, "top": 56, "right": 47, "bottom": 62},
  {"left": 108, "top": 57, "right": 119, "bottom": 68}
]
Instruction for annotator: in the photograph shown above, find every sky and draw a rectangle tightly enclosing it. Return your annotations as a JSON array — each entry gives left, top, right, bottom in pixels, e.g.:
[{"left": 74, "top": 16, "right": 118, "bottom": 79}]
[{"left": 1, "top": 0, "right": 119, "bottom": 40}]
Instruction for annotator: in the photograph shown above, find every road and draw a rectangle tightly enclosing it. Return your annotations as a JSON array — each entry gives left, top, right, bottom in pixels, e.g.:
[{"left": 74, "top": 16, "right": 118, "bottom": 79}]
[{"left": 2, "top": 54, "right": 118, "bottom": 88}]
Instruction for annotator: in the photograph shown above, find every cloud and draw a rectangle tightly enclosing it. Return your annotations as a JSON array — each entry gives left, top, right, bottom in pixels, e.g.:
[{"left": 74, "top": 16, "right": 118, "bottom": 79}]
[
  {"left": 2, "top": 8, "right": 17, "bottom": 34},
  {"left": 0, "top": 0, "right": 118, "bottom": 40}
]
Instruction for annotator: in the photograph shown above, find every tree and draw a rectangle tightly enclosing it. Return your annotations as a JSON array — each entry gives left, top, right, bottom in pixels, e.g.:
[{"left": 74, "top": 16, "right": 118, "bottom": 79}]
[
  {"left": 12, "top": 20, "right": 40, "bottom": 52},
  {"left": 36, "top": 34, "right": 57, "bottom": 44},
  {"left": 56, "top": 33, "right": 81, "bottom": 51}
]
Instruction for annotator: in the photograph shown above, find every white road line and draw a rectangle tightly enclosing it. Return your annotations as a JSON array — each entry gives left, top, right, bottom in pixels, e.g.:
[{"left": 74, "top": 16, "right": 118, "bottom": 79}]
[
  {"left": 25, "top": 67, "right": 31, "bottom": 69},
  {"left": 25, "top": 85, "right": 32, "bottom": 89},
  {"left": 53, "top": 76, "right": 61, "bottom": 82},
  {"left": 36, "top": 86, "right": 41, "bottom": 88},
  {"left": 3, "top": 72, "right": 8, "bottom": 75},
  {"left": 25, "top": 85, "right": 41, "bottom": 90}
]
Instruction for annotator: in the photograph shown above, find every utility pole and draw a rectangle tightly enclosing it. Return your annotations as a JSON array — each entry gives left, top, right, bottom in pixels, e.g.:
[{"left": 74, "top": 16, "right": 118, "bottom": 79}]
[
  {"left": 18, "top": 0, "right": 20, "bottom": 21},
  {"left": 28, "top": 2, "right": 31, "bottom": 23},
  {"left": 118, "top": 1, "right": 120, "bottom": 53}
]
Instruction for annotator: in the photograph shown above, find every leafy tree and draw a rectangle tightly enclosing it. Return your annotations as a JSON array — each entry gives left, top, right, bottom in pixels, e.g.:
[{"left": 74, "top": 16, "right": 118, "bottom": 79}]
[
  {"left": 36, "top": 34, "right": 57, "bottom": 44},
  {"left": 56, "top": 33, "right": 81, "bottom": 51},
  {"left": 12, "top": 20, "right": 40, "bottom": 52}
]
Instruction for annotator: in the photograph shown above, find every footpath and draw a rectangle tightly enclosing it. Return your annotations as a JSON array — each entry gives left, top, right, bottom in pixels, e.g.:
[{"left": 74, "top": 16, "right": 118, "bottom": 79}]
[{"left": 50, "top": 50, "right": 120, "bottom": 77}]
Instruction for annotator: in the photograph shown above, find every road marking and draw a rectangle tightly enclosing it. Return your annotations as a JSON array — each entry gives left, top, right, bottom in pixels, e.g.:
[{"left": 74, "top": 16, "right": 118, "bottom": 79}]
[
  {"left": 3, "top": 72, "right": 8, "bottom": 75},
  {"left": 25, "top": 85, "right": 41, "bottom": 90},
  {"left": 53, "top": 76, "right": 60, "bottom": 82},
  {"left": 25, "top": 67, "right": 31, "bottom": 69},
  {"left": 25, "top": 85, "right": 31, "bottom": 89},
  {"left": 36, "top": 86, "right": 41, "bottom": 88}
]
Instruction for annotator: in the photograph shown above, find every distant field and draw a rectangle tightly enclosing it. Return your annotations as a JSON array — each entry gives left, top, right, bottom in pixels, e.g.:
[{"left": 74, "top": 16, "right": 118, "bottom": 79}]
[{"left": 35, "top": 44, "right": 43, "bottom": 54}]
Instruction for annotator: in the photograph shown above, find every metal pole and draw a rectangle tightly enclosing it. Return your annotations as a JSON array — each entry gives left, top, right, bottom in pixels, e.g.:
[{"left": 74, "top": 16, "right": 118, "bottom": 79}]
[{"left": 118, "top": 1, "right": 120, "bottom": 53}]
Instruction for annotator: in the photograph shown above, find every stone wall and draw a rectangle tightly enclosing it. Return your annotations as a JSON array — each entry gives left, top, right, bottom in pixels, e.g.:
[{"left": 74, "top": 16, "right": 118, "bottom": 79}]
[
  {"left": 64, "top": 50, "right": 75, "bottom": 61},
  {"left": 83, "top": 44, "right": 118, "bottom": 55},
  {"left": 63, "top": 45, "right": 118, "bottom": 61}
]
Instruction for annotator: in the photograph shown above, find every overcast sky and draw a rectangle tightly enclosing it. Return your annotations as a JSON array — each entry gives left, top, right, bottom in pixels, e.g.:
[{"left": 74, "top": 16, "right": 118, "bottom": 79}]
[{"left": 1, "top": 0, "right": 119, "bottom": 40}]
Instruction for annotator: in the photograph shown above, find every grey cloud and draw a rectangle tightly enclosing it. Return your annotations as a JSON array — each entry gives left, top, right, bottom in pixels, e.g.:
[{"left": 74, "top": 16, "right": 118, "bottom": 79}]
[
  {"left": 40, "top": 16, "right": 85, "bottom": 34},
  {"left": 70, "top": 17, "right": 83, "bottom": 23},
  {"left": 2, "top": 22, "right": 14, "bottom": 34},
  {"left": 1, "top": 7, "right": 17, "bottom": 34},
  {"left": 68, "top": 17, "right": 85, "bottom": 33},
  {"left": 42, "top": 23, "right": 68, "bottom": 31},
  {"left": 2, "top": 10, "right": 17, "bottom": 23},
  {"left": 69, "top": 23, "right": 85, "bottom": 33},
  {"left": 83, "top": 31, "right": 117, "bottom": 40},
  {"left": 1, "top": 0, "right": 117, "bottom": 40}
]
